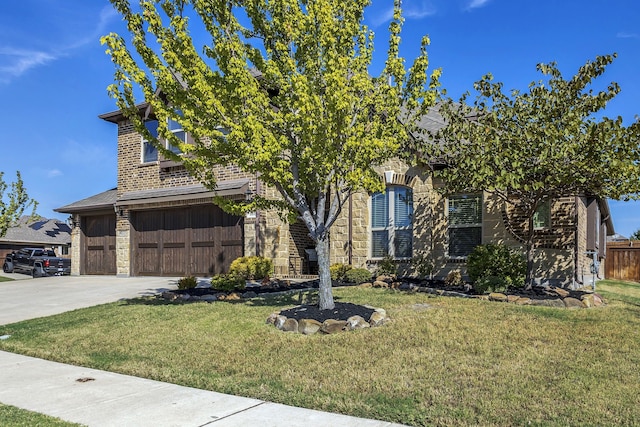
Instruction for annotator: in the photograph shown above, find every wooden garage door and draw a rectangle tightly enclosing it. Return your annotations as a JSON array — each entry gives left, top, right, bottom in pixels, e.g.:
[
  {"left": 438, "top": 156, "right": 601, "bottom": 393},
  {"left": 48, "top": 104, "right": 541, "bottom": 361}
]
[
  {"left": 84, "top": 214, "right": 116, "bottom": 275},
  {"left": 132, "top": 205, "right": 243, "bottom": 277}
]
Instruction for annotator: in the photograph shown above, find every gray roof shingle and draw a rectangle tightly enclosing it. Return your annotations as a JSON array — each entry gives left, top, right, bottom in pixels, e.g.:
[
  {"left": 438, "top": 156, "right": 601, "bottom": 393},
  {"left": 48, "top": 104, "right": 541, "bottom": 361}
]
[
  {"left": 55, "top": 188, "right": 118, "bottom": 214},
  {"left": 0, "top": 219, "right": 71, "bottom": 245}
]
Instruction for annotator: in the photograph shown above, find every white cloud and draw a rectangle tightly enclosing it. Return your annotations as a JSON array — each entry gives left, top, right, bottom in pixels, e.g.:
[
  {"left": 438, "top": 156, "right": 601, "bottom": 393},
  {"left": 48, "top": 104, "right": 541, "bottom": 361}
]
[
  {"left": 0, "top": 6, "right": 118, "bottom": 84},
  {"left": 69, "top": 6, "right": 120, "bottom": 50},
  {"left": 47, "top": 169, "right": 63, "bottom": 178},
  {"left": 465, "top": 0, "right": 492, "bottom": 11},
  {"left": 0, "top": 48, "right": 57, "bottom": 83},
  {"left": 617, "top": 32, "right": 640, "bottom": 39},
  {"left": 370, "top": 1, "right": 437, "bottom": 28}
]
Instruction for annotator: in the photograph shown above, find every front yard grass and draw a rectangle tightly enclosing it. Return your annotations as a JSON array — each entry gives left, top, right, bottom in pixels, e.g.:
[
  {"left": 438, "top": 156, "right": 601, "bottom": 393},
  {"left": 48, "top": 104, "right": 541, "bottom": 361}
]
[
  {"left": 0, "top": 276, "right": 14, "bottom": 282},
  {"left": 0, "top": 403, "right": 81, "bottom": 426},
  {"left": 1, "top": 281, "right": 639, "bottom": 426}
]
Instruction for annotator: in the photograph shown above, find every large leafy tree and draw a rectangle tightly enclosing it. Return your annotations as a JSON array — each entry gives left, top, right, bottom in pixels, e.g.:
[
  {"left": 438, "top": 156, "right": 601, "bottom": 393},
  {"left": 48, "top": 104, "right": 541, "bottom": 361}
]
[
  {"left": 102, "top": 0, "right": 440, "bottom": 309},
  {"left": 0, "top": 171, "right": 38, "bottom": 237},
  {"left": 422, "top": 54, "right": 640, "bottom": 286}
]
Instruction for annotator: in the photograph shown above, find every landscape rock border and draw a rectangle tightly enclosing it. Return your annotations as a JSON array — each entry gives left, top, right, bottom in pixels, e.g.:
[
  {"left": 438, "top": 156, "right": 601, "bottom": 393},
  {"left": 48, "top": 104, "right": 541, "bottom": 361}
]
[{"left": 266, "top": 304, "right": 389, "bottom": 335}]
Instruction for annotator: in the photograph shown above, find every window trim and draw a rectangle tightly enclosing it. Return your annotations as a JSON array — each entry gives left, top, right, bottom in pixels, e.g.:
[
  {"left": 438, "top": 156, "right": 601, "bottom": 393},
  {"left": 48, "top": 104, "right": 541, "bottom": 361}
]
[
  {"left": 446, "top": 194, "right": 482, "bottom": 259},
  {"left": 370, "top": 185, "right": 413, "bottom": 260}
]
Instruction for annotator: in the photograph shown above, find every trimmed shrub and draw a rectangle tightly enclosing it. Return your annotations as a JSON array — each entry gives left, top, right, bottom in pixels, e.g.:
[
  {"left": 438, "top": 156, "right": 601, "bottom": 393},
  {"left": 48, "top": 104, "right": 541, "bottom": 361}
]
[
  {"left": 229, "top": 256, "right": 273, "bottom": 280},
  {"left": 412, "top": 253, "right": 434, "bottom": 279},
  {"left": 376, "top": 255, "right": 397, "bottom": 277},
  {"left": 330, "top": 263, "right": 352, "bottom": 281},
  {"left": 177, "top": 275, "right": 198, "bottom": 290},
  {"left": 467, "top": 244, "right": 526, "bottom": 293},
  {"left": 473, "top": 275, "right": 510, "bottom": 294},
  {"left": 345, "top": 268, "right": 372, "bottom": 284},
  {"left": 445, "top": 270, "right": 463, "bottom": 286},
  {"left": 210, "top": 274, "right": 246, "bottom": 292}
]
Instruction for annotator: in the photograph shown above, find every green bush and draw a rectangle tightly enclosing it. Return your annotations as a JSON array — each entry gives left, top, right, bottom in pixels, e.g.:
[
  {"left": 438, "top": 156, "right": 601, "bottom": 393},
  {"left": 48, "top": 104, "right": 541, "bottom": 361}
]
[
  {"left": 445, "top": 270, "right": 463, "bottom": 286},
  {"left": 210, "top": 274, "right": 246, "bottom": 292},
  {"left": 344, "top": 268, "right": 372, "bottom": 285},
  {"left": 473, "top": 275, "right": 509, "bottom": 294},
  {"left": 412, "top": 253, "right": 434, "bottom": 278},
  {"left": 330, "top": 263, "right": 352, "bottom": 281},
  {"left": 376, "top": 255, "right": 397, "bottom": 277},
  {"left": 467, "top": 244, "right": 526, "bottom": 293},
  {"left": 177, "top": 275, "right": 198, "bottom": 290},
  {"left": 229, "top": 256, "right": 273, "bottom": 280}
]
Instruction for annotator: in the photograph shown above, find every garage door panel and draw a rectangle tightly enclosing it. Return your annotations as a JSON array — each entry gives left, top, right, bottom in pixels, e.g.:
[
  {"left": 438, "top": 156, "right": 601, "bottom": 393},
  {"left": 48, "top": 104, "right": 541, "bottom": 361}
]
[
  {"left": 132, "top": 205, "right": 243, "bottom": 277},
  {"left": 84, "top": 215, "right": 116, "bottom": 275}
]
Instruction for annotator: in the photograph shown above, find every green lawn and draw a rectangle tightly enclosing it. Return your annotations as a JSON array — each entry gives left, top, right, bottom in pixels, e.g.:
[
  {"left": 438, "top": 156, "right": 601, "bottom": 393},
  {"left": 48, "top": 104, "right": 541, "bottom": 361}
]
[
  {"left": 1, "top": 282, "right": 639, "bottom": 426},
  {"left": 0, "top": 403, "right": 81, "bottom": 426},
  {"left": 0, "top": 276, "right": 14, "bottom": 282}
]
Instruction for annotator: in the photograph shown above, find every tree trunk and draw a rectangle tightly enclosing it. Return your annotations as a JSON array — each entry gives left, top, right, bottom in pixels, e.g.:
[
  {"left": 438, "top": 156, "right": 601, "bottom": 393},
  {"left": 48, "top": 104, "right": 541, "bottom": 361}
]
[{"left": 315, "top": 235, "right": 334, "bottom": 310}]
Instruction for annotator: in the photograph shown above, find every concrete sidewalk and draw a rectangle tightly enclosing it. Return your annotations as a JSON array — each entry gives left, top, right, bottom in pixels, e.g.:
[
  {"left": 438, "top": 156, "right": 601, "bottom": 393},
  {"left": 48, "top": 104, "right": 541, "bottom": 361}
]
[
  {"left": 0, "top": 351, "right": 402, "bottom": 427},
  {"left": 0, "top": 275, "right": 407, "bottom": 426}
]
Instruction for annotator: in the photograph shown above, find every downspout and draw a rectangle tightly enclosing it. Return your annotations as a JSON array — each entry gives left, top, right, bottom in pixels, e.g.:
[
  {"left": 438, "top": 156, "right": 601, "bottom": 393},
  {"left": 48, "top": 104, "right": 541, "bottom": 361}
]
[
  {"left": 348, "top": 193, "right": 353, "bottom": 265},
  {"left": 574, "top": 196, "right": 581, "bottom": 287},
  {"left": 255, "top": 174, "right": 261, "bottom": 257}
]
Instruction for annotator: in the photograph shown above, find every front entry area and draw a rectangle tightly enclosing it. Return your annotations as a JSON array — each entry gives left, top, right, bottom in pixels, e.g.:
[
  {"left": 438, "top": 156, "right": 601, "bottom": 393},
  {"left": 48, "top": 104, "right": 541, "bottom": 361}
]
[{"left": 131, "top": 205, "right": 243, "bottom": 277}]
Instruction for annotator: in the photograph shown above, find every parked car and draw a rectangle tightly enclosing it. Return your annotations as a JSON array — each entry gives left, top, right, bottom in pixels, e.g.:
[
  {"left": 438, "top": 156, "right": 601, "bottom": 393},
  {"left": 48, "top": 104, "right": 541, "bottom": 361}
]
[{"left": 3, "top": 248, "right": 71, "bottom": 278}]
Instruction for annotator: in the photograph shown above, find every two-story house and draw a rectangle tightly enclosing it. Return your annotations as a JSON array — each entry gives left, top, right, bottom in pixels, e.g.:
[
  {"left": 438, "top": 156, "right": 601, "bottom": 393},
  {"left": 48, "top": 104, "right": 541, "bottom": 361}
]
[{"left": 56, "top": 105, "right": 613, "bottom": 287}]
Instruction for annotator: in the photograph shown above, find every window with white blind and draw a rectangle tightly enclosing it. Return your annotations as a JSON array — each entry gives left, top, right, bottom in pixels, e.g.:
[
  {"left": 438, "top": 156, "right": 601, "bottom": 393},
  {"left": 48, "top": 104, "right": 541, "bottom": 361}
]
[
  {"left": 447, "top": 194, "right": 482, "bottom": 258},
  {"left": 371, "top": 186, "right": 413, "bottom": 258}
]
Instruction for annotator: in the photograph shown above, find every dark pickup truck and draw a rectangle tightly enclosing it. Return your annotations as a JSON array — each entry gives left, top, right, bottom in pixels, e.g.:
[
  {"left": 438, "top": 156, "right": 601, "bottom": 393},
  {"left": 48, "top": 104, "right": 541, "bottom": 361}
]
[{"left": 3, "top": 248, "right": 71, "bottom": 278}]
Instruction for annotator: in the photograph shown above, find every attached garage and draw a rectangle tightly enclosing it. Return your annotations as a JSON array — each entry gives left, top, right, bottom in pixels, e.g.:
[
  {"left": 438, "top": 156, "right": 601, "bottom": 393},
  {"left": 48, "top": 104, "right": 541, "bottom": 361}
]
[
  {"left": 83, "top": 214, "right": 117, "bottom": 275},
  {"left": 131, "top": 204, "right": 243, "bottom": 276}
]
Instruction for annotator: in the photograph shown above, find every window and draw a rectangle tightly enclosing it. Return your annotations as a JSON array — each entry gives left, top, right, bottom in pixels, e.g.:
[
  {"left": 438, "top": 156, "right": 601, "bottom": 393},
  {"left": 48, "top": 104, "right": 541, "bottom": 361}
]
[
  {"left": 448, "top": 194, "right": 482, "bottom": 258},
  {"left": 142, "top": 119, "right": 159, "bottom": 163},
  {"left": 371, "top": 186, "right": 413, "bottom": 258},
  {"left": 167, "top": 117, "right": 186, "bottom": 154},
  {"left": 140, "top": 117, "right": 187, "bottom": 163},
  {"left": 533, "top": 199, "right": 551, "bottom": 229}
]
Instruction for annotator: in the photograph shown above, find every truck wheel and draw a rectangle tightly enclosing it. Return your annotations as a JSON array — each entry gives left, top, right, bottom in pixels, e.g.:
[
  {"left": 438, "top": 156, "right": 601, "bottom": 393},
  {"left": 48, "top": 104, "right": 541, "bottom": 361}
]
[
  {"left": 32, "top": 268, "right": 41, "bottom": 278},
  {"left": 3, "top": 263, "right": 12, "bottom": 273}
]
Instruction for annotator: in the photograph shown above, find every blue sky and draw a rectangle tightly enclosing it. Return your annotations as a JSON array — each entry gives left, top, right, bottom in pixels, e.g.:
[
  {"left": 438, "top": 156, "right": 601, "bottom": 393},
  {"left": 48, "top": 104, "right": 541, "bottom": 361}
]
[{"left": 1, "top": 0, "right": 639, "bottom": 237}]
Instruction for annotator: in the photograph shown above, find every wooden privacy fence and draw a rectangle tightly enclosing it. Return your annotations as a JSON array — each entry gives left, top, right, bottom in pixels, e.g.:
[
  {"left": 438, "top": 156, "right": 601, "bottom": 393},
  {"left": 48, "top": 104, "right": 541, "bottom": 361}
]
[{"left": 605, "top": 241, "right": 640, "bottom": 283}]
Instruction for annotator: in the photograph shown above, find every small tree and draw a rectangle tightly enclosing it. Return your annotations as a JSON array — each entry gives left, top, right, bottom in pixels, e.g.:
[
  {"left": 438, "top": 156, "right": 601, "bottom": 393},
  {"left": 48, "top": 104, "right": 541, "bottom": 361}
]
[
  {"left": 0, "top": 171, "right": 38, "bottom": 237},
  {"left": 421, "top": 54, "right": 640, "bottom": 287},
  {"left": 102, "top": 0, "right": 440, "bottom": 309},
  {"left": 630, "top": 229, "right": 640, "bottom": 241}
]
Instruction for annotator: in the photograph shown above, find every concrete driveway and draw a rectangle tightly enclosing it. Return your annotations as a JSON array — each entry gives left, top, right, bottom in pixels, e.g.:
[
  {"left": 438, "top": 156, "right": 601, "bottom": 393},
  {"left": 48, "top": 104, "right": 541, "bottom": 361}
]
[{"left": 0, "top": 273, "right": 179, "bottom": 325}]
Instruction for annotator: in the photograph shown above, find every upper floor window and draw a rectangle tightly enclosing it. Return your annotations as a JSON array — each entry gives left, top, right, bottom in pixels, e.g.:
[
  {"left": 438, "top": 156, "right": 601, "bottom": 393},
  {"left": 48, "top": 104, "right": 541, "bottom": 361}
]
[
  {"left": 533, "top": 199, "right": 551, "bottom": 229},
  {"left": 448, "top": 194, "right": 482, "bottom": 258},
  {"left": 142, "top": 119, "right": 159, "bottom": 163},
  {"left": 167, "top": 117, "right": 186, "bottom": 154},
  {"left": 140, "top": 117, "right": 187, "bottom": 163},
  {"left": 371, "top": 186, "right": 413, "bottom": 259}
]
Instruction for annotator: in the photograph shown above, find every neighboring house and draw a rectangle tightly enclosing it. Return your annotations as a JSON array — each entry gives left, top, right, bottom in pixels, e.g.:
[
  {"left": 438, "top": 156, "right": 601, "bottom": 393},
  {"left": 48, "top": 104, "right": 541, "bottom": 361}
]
[
  {"left": 0, "top": 217, "right": 71, "bottom": 260},
  {"left": 56, "top": 105, "right": 612, "bottom": 287}
]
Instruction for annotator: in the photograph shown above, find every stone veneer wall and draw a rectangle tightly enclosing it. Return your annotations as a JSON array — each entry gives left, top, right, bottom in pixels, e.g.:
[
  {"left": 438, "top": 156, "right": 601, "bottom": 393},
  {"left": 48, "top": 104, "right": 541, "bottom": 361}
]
[{"left": 70, "top": 214, "right": 82, "bottom": 276}]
